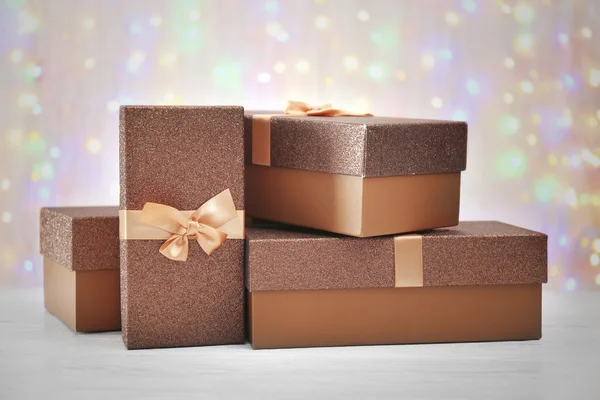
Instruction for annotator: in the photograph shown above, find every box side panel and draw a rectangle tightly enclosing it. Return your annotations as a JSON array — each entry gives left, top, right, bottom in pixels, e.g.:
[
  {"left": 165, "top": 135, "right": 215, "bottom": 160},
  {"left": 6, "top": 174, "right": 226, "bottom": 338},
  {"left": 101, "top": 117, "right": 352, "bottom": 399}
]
[
  {"left": 71, "top": 217, "right": 120, "bottom": 271},
  {"left": 245, "top": 165, "right": 364, "bottom": 236},
  {"left": 43, "top": 257, "right": 76, "bottom": 331},
  {"left": 75, "top": 269, "right": 121, "bottom": 332},
  {"left": 249, "top": 284, "right": 541, "bottom": 349},
  {"left": 121, "top": 239, "right": 245, "bottom": 349},
  {"left": 364, "top": 121, "right": 467, "bottom": 177},
  {"left": 40, "top": 209, "right": 73, "bottom": 269},
  {"left": 422, "top": 234, "right": 548, "bottom": 286},
  {"left": 362, "top": 173, "right": 460, "bottom": 237}
]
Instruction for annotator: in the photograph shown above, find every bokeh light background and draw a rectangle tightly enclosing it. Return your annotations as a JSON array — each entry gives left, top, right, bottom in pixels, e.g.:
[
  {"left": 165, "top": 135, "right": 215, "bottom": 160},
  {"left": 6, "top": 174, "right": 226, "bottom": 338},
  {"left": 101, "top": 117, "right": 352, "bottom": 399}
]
[{"left": 0, "top": 0, "right": 599, "bottom": 290}]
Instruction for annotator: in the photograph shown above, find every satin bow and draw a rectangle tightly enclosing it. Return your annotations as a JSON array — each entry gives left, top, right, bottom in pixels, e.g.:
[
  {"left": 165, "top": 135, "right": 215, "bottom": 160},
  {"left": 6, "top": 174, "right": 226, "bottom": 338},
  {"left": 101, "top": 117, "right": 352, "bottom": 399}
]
[
  {"left": 139, "top": 189, "right": 237, "bottom": 261},
  {"left": 284, "top": 100, "right": 372, "bottom": 117}
]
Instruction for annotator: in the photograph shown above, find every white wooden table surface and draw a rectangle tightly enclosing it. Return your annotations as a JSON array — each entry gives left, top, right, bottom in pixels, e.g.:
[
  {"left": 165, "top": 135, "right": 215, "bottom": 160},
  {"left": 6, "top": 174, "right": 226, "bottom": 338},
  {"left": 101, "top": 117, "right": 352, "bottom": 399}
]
[{"left": 1, "top": 288, "right": 598, "bottom": 400}]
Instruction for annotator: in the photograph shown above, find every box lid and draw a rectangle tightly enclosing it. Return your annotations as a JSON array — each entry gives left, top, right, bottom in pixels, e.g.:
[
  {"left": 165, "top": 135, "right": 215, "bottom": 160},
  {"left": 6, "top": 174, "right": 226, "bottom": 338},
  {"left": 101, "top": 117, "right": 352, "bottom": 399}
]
[
  {"left": 245, "top": 113, "right": 467, "bottom": 177},
  {"left": 245, "top": 221, "right": 547, "bottom": 291},
  {"left": 40, "top": 207, "right": 119, "bottom": 271}
]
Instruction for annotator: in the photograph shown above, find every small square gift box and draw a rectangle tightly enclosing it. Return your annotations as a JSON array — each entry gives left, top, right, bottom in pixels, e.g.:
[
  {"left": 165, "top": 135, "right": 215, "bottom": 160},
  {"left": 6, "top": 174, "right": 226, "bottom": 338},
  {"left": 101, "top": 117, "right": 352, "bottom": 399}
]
[
  {"left": 119, "top": 106, "right": 245, "bottom": 349},
  {"left": 244, "top": 101, "right": 467, "bottom": 237},
  {"left": 40, "top": 207, "right": 120, "bottom": 333},
  {"left": 245, "top": 221, "right": 547, "bottom": 349}
]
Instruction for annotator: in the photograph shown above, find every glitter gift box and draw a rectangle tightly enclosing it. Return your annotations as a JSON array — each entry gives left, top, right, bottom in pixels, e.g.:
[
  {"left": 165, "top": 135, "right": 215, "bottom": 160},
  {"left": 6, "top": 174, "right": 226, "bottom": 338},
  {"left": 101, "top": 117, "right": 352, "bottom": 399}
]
[
  {"left": 244, "top": 113, "right": 467, "bottom": 237},
  {"left": 40, "top": 207, "right": 120, "bottom": 333},
  {"left": 246, "top": 221, "right": 547, "bottom": 349},
  {"left": 119, "top": 106, "right": 245, "bottom": 350}
]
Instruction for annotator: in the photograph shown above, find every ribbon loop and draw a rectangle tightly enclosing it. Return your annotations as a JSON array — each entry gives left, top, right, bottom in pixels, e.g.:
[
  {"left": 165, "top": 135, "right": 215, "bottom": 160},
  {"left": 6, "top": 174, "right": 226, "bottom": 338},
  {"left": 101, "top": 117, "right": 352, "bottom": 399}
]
[
  {"left": 284, "top": 100, "right": 372, "bottom": 117},
  {"left": 140, "top": 189, "right": 238, "bottom": 261}
]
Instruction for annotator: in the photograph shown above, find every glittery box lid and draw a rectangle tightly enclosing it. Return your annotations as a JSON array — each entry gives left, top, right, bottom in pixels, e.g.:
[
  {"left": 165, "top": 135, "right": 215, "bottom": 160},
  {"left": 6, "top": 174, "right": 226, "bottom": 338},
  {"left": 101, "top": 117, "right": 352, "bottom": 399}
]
[
  {"left": 244, "top": 113, "right": 467, "bottom": 177},
  {"left": 245, "top": 221, "right": 547, "bottom": 291},
  {"left": 120, "top": 106, "right": 244, "bottom": 210},
  {"left": 40, "top": 207, "right": 119, "bottom": 271}
]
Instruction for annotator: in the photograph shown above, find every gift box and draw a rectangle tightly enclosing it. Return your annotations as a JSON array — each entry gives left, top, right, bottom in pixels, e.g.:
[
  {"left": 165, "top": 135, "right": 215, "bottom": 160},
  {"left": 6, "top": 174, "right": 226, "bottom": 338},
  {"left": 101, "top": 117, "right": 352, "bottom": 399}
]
[
  {"left": 40, "top": 207, "right": 120, "bottom": 332},
  {"left": 119, "top": 106, "right": 245, "bottom": 349},
  {"left": 246, "top": 221, "right": 547, "bottom": 349},
  {"left": 244, "top": 111, "right": 467, "bottom": 237}
]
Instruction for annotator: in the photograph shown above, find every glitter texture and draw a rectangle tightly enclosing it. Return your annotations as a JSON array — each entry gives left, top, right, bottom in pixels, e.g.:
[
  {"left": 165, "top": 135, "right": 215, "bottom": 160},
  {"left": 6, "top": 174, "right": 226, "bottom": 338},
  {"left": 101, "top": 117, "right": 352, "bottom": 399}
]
[
  {"left": 40, "top": 207, "right": 119, "bottom": 271},
  {"left": 119, "top": 106, "right": 245, "bottom": 349},
  {"left": 245, "top": 114, "right": 467, "bottom": 177},
  {"left": 246, "top": 221, "right": 547, "bottom": 291}
]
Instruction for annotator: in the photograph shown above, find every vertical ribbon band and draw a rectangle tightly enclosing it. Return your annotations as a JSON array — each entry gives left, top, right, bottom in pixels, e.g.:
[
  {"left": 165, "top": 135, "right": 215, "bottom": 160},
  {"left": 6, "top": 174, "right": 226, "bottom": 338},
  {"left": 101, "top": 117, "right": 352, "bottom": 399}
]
[{"left": 394, "top": 234, "right": 424, "bottom": 287}]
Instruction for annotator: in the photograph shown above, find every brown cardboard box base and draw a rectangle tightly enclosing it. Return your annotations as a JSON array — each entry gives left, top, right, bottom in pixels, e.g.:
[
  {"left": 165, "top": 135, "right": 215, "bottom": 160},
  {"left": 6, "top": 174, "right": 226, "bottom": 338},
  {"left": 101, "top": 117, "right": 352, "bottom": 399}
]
[
  {"left": 248, "top": 284, "right": 541, "bottom": 349},
  {"left": 246, "top": 164, "right": 460, "bottom": 237},
  {"left": 43, "top": 257, "right": 121, "bottom": 332}
]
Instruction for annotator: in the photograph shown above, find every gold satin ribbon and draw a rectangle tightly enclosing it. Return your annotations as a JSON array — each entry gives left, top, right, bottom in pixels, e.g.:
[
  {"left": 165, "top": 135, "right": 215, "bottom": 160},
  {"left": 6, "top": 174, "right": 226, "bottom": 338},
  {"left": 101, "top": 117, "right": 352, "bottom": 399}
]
[
  {"left": 394, "top": 234, "right": 424, "bottom": 287},
  {"left": 284, "top": 100, "right": 373, "bottom": 117},
  {"left": 119, "top": 189, "right": 245, "bottom": 261},
  {"left": 251, "top": 101, "right": 372, "bottom": 166}
]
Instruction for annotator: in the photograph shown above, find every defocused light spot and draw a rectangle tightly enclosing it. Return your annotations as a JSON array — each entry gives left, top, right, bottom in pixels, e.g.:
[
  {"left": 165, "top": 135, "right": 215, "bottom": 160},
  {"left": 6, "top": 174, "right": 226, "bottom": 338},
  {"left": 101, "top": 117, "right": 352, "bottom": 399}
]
[
  {"left": 548, "top": 154, "right": 557, "bottom": 166},
  {"left": 565, "top": 277, "right": 577, "bottom": 291},
  {"left": 581, "top": 149, "right": 600, "bottom": 167},
  {"left": 499, "top": 115, "right": 520, "bottom": 135},
  {"left": 9, "top": 49, "right": 23, "bottom": 63},
  {"left": 501, "top": 4, "right": 512, "bottom": 14},
  {"left": 496, "top": 149, "right": 526, "bottom": 178},
  {"left": 588, "top": 117, "right": 599, "bottom": 129},
  {"left": 531, "top": 113, "right": 542, "bottom": 125},
  {"left": 559, "top": 235, "right": 568, "bottom": 247},
  {"left": 466, "top": 79, "right": 480, "bottom": 95},
  {"left": 561, "top": 155, "right": 569, "bottom": 166},
  {"left": 558, "top": 33, "right": 569, "bottom": 45},
  {"left": 461, "top": 0, "right": 477, "bottom": 13},
  {"left": 368, "top": 63, "right": 384, "bottom": 79},
  {"left": 129, "top": 21, "right": 143, "bottom": 35},
  {"left": 549, "top": 266, "right": 558, "bottom": 277},
  {"left": 596, "top": 274, "right": 600, "bottom": 286},
  {"left": 534, "top": 175, "right": 559, "bottom": 203},
  {"left": 562, "top": 74, "right": 574, "bottom": 90},
  {"left": 24, "top": 260, "right": 33, "bottom": 272},
  {"left": 273, "top": 62, "right": 286, "bottom": 74},
  {"left": 295, "top": 59, "right": 310, "bottom": 73},
  {"left": 189, "top": 10, "right": 201, "bottom": 21},
  {"left": 445, "top": 11, "right": 460, "bottom": 26},
  {"left": 580, "top": 193, "right": 590, "bottom": 205},
  {"left": 107, "top": 100, "right": 119, "bottom": 113},
  {"left": 565, "top": 188, "right": 578, "bottom": 208},
  {"left": 437, "top": 48, "right": 453, "bottom": 60},
  {"left": 520, "top": 80, "right": 534, "bottom": 93},
  {"left": 593, "top": 239, "right": 600, "bottom": 253},
  {"left": 49, "top": 146, "right": 61, "bottom": 158},
  {"left": 343, "top": 56, "right": 359, "bottom": 71},
  {"left": 38, "top": 187, "right": 50, "bottom": 201},
  {"left": 159, "top": 53, "right": 178, "bottom": 67},
  {"left": 18, "top": 9, "right": 39, "bottom": 34},
  {"left": 86, "top": 138, "right": 102, "bottom": 154},
  {"left": 580, "top": 27, "right": 592, "bottom": 39},
  {"left": 324, "top": 76, "right": 333, "bottom": 87},
  {"left": 395, "top": 70, "right": 406, "bottom": 81},
  {"left": 514, "top": 34, "right": 534, "bottom": 54},
  {"left": 149, "top": 14, "right": 163, "bottom": 27},
  {"left": 558, "top": 108, "right": 572, "bottom": 127},
  {"left": 504, "top": 57, "right": 515, "bottom": 69},
  {"left": 589, "top": 69, "right": 600, "bottom": 87},
  {"left": 257, "top": 72, "right": 271, "bottom": 83},
  {"left": 513, "top": 4, "right": 535, "bottom": 23},
  {"left": 431, "top": 97, "right": 443, "bottom": 109},
  {"left": 314, "top": 15, "right": 329, "bottom": 29},
  {"left": 17, "top": 93, "right": 38, "bottom": 108},
  {"left": 84, "top": 57, "right": 96, "bottom": 69},
  {"left": 32, "top": 104, "right": 43, "bottom": 115},
  {"left": 357, "top": 10, "right": 370, "bottom": 22},
  {"left": 591, "top": 253, "right": 599, "bottom": 267},
  {"left": 452, "top": 110, "right": 466, "bottom": 121},
  {"left": 526, "top": 134, "right": 537, "bottom": 146},
  {"left": 503, "top": 93, "right": 514, "bottom": 104},
  {"left": 1, "top": 212, "right": 11, "bottom": 224},
  {"left": 127, "top": 50, "right": 145, "bottom": 73},
  {"left": 421, "top": 54, "right": 435, "bottom": 70},
  {"left": 265, "top": 0, "right": 279, "bottom": 14},
  {"left": 81, "top": 17, "right": 96, "bottom": 30}
]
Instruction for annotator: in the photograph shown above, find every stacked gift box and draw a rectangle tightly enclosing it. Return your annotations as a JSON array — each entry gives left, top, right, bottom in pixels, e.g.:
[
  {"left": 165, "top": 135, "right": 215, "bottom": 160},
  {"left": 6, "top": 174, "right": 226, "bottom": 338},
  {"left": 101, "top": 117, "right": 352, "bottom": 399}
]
[{"left": 40, "top": 103, "right": 548, "bottom": 349}]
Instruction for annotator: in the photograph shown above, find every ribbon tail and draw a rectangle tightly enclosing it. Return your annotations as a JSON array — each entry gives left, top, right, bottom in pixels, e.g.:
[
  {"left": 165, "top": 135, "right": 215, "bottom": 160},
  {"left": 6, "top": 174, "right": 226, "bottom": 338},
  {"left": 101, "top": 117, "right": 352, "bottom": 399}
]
[
  {"left": 159, "top": 234, "right": 190, "bottom": 261},
  {"left": 196, "top": 225, "right": 228, "bottom": 256}
]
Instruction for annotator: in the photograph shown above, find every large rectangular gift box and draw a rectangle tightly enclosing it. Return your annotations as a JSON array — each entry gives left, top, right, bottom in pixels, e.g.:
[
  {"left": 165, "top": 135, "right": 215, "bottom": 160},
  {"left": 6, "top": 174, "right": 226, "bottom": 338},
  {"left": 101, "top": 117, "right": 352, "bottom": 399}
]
[
  {"left": 244, "top": 112, "right": 467, "bottom": 237},
  {"left": 40, "top": 207, "right": 120, "bottom": 332},
  {"left": 246, "top": 221, "right": 547, "bottom": 349},
  {"left": 120, "top": 106, "right": 245, "bottom": 349}
]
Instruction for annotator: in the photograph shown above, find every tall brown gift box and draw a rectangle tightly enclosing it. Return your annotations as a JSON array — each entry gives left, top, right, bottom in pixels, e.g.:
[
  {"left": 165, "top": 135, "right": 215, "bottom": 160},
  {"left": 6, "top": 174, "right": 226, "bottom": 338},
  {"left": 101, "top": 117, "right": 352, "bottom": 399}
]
[
  {"left": 120, "top": 106, "right": 245, "bottom": 350},
  {"left": 246, "top": 221, "right": 547, "bottom": 349},
  {"left": 244, "top": 114, "right": 467, "bottom": 237},
  {"left": 40, "top": 207, "right": 120, "bottom": 333}
]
